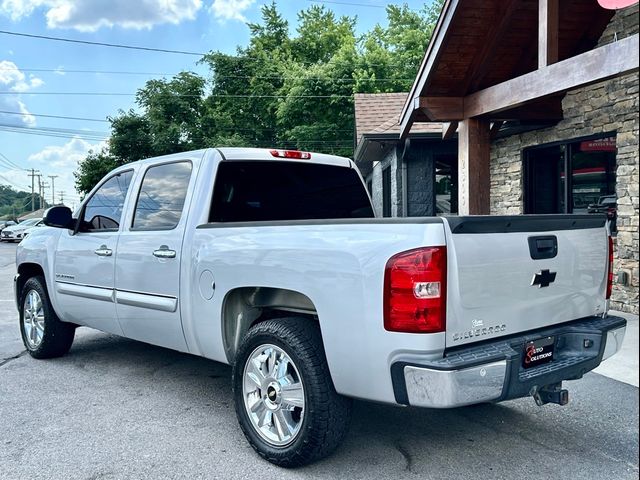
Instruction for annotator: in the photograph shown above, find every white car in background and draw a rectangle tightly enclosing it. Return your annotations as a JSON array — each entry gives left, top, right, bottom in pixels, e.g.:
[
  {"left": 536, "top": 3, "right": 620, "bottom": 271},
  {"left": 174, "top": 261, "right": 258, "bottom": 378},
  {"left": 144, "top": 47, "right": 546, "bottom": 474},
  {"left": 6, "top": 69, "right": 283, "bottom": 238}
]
[{"left": 1, "top": 218, "right": 43, "bottom": 242}]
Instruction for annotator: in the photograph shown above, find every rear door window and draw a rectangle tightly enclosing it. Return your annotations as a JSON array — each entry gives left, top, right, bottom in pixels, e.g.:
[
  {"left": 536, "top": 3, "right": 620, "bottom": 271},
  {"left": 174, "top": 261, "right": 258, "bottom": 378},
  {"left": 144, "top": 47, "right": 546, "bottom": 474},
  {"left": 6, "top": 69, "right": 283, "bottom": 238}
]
[
  {"left": 209, "top": 161, "right": 374, "bottom": 222},
  {"left": 132, "top": 161, "right": 193, "bottom": 230}
]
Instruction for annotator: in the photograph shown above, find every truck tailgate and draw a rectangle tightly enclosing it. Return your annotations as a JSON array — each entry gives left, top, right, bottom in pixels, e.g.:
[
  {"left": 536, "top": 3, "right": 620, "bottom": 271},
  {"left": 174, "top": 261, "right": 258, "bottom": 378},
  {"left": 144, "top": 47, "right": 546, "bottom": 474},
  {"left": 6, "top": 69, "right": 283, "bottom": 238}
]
[{"left": 443, "top": 215, "right": 609, "bottom": 347}]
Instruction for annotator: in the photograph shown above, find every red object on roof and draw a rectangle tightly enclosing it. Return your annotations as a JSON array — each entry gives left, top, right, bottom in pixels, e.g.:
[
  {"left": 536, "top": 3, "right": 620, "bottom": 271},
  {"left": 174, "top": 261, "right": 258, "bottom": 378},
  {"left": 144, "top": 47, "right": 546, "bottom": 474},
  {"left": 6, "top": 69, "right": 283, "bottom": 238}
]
[{"left": 597, "top": 0, "right": 638, "bottom": 9}]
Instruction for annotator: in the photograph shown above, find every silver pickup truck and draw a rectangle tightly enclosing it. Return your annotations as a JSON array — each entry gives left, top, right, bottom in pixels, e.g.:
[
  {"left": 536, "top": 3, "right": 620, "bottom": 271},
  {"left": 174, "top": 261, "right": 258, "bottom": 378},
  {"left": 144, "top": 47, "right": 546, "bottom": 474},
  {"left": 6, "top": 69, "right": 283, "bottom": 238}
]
[{"left": 15, "top": 148, "right": 626, "bottom": 467}]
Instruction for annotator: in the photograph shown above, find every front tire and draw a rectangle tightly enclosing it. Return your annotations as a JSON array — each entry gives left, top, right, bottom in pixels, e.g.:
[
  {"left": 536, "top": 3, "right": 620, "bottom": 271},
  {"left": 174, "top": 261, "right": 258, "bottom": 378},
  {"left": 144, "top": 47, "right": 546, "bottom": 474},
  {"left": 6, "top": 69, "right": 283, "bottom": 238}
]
[
  {"left": 233, "top": 318, "right": 352, "bottom": 467},
  {"left": 20, "top": 276, "right": 75, "bottom": 359}
]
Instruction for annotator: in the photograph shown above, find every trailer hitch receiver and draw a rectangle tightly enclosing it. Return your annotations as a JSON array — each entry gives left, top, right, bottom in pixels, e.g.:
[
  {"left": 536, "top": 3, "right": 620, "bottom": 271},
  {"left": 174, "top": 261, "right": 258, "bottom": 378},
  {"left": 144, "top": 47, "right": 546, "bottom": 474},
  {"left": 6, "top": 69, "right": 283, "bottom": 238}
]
[{"left": 531, "top": 383, "right": 569, "bottom": 406}]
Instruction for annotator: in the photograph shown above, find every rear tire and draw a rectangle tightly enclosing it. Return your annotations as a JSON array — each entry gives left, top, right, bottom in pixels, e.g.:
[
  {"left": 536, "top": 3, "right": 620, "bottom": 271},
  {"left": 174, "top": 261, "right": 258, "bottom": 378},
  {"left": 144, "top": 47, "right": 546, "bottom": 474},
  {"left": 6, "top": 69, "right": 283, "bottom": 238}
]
[
  {"left": 20, "top": 276, "right": 75, "bottom": 359},
  {"left": 233, "top": 318, "right": 352, "bottom": 467}
]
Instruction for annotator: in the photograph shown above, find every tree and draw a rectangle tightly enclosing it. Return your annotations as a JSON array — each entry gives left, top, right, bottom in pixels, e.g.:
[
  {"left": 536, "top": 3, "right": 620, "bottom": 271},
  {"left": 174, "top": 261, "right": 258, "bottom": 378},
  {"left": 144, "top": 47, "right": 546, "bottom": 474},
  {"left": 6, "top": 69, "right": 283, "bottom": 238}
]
[
  {"left": 75, "top": 1, "right": 445, "bottom": 193},
  {"left": 74, "top": 149, "right": 119, "bottom": 196},
  {"left": 0, "top": 185, "right": 41, "bottom": 219}
]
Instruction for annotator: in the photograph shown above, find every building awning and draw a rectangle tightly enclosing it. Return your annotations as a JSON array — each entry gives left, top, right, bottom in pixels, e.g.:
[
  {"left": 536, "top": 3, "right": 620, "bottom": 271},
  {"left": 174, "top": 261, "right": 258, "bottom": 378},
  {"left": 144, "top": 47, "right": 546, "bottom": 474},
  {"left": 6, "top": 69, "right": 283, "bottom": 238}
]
[{"left": 399, "top": 0, "right": 639, "bottom": 137}]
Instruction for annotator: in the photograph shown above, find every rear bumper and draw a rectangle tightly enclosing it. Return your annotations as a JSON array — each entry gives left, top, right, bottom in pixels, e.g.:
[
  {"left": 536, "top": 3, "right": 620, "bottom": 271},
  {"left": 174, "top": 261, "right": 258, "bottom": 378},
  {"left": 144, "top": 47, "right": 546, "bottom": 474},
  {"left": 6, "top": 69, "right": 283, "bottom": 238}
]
[{"left": 391, "top": 315, "right": 626, "bottom": 408}]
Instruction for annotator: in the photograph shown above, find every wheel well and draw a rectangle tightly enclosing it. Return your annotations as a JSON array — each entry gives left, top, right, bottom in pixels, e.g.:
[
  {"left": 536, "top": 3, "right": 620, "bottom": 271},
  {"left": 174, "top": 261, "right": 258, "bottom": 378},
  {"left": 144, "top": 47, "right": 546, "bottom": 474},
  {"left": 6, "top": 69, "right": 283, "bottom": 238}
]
[
  {"left": 17, "top": 263, "right": 45, "bottom": 297},
  {"left": 222, "top": 287, "right": 318, "bottom": 363}
]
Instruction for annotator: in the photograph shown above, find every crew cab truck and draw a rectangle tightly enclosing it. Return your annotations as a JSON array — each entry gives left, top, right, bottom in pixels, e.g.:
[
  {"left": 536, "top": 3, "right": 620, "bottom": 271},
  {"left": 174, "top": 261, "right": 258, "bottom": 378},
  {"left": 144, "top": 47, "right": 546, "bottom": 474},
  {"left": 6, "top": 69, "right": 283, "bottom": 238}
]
[{"left": 15, "top": 148, "right": 626, "bottom": 467}]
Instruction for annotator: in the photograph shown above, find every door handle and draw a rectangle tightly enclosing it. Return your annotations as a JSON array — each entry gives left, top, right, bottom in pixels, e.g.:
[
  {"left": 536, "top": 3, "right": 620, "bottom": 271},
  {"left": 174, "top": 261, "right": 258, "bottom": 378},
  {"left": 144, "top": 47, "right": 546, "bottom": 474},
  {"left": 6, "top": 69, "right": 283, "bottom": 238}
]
[
  {"left": 94, "top": 245, "right": 113, "bottom": 257},
  {"left": 153, "top": 246, "right": 176, "bottom": 259}
]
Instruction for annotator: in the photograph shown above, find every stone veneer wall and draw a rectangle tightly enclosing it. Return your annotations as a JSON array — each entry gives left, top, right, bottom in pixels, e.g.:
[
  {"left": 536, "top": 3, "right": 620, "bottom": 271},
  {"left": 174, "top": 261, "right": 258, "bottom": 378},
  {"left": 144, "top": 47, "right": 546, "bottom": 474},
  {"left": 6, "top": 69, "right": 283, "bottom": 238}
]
[
  {"left": 368, "top": 146, "right": 403, "bottom": 217},
  {"left": 489, "top": 5, "right": 639, "bottom": 313}
]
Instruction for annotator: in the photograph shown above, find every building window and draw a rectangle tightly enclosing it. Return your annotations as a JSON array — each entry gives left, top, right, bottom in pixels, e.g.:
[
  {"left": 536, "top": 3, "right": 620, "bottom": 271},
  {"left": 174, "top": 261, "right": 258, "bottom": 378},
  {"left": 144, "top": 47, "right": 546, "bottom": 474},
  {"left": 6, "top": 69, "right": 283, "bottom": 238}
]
[
  {"left": 435, "top": 154, "right": 458, "bottom": 215},
  {"left": 382, "top": 166, "right": 392, "bottom": 217},
  {"left": 524, "top": 134, "right": 617, "bottom": 232}
]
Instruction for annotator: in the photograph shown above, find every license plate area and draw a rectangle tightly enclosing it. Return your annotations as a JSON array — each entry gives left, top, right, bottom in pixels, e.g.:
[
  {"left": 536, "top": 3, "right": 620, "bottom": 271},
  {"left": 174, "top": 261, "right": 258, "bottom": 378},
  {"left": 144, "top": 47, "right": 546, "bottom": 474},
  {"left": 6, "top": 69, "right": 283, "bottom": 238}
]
[{"left": 522, "top": 336, "right": 555, "bottom": 369}]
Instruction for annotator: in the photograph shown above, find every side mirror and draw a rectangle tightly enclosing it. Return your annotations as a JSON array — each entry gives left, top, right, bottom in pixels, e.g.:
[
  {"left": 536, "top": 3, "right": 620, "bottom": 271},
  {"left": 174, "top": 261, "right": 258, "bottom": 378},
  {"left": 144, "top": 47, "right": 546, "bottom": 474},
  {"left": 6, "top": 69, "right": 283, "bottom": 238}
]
[{"left": 43, "top": 206, "right": 74, "bottom": 229}]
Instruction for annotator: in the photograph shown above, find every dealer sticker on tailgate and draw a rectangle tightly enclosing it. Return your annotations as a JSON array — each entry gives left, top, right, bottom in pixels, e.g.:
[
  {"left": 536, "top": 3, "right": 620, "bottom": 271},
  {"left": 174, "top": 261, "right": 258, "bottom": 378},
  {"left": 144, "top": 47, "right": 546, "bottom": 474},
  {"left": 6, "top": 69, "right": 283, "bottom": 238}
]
[{"left": 523, "top": 336, "right": 555, "bottom": 369}]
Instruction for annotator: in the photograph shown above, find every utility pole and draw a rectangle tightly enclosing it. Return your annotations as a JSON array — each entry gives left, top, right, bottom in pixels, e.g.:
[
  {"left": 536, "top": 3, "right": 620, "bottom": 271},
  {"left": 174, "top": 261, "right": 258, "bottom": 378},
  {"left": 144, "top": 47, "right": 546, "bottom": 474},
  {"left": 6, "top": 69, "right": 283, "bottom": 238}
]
[
  {"left": 59, "top": 191, "right": 64, "bottom": 205},
  {"left": 34, "top": 173, "right": 42, "bottom": 210},
  {"left": 48, "top": 175, "right": 58, "bottom": 204},
  {"left": 41, "top": 181, "right": 49, "bottom": 209},
  {"left": 27, "top": 169, "right": 39, "bottom": 212}
]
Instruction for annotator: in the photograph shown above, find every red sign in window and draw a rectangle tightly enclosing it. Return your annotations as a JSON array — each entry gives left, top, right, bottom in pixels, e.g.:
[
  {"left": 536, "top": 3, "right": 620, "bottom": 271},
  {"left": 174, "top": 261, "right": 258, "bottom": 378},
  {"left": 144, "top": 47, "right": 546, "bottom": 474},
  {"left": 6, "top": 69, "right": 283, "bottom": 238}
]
[{"left": 579, "top": 137, "right": 616, "bottom": 152}]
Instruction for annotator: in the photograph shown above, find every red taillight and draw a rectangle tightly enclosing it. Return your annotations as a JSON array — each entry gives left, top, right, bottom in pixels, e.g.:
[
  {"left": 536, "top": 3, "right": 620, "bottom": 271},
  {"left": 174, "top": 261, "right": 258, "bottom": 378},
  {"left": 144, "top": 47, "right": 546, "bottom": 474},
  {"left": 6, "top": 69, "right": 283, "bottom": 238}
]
[
  {"left": 269, "top": 149, "right": 311, "bottom": 159},
  {"left": 384, "top": 247, "right": 447, "bottom": 333},
  {"left": 606, "top": 236, "right": 614, "bottom": 299}
]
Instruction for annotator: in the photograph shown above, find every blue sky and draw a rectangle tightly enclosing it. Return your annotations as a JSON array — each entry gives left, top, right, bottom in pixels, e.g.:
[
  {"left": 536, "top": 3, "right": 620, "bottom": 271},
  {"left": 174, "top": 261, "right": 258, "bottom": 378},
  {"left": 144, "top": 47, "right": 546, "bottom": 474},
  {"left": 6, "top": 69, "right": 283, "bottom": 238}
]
[{"left": 0, "top": 0, "right": 431, "bottom": 207}]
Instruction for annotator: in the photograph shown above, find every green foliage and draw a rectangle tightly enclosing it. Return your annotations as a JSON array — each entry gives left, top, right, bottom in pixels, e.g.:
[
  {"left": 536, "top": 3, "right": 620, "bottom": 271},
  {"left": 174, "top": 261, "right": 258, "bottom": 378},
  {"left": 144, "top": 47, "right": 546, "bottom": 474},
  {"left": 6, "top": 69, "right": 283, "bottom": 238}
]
[
  {"left": 74, "top": 149, "right": 120, "bottom": 196},
  {"left": 0, "top": 185, "right": 44, "bottom": 219},
  {"left": 75, "top": 0, "right": 444, "bottom": 194}
]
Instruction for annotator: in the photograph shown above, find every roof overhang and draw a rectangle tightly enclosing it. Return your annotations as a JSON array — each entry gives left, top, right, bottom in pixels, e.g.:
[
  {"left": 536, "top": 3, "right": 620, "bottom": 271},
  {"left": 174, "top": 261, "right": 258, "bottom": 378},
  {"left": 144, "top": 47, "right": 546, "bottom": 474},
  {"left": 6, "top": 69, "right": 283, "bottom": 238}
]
[{"left": 399, "top": 0, "right": 638, "bottom": 138}]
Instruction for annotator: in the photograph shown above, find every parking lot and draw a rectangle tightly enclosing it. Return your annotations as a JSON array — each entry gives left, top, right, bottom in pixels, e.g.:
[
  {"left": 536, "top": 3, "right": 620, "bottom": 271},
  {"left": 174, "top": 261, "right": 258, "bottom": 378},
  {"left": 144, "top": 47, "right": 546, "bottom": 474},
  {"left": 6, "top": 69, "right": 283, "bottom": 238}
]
[{"left": 0, "top": 241, "right": 638, "bottom": 480}]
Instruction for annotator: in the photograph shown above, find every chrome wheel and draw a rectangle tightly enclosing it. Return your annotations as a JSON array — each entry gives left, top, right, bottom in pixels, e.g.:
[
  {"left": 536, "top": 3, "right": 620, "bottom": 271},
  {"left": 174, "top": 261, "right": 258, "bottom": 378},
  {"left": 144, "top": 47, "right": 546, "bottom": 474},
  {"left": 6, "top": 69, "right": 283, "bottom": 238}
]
[
  {"left": 23, "top": 290, "right": 45, "bottom": 349},
  {"left": 242, "top": 344, "right": 305, "bottom": 447}
]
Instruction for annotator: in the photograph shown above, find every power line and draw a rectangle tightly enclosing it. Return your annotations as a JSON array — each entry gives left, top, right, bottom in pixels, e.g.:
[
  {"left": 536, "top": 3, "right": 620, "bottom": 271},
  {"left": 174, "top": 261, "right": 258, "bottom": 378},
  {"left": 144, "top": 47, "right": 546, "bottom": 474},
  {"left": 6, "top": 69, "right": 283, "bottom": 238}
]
[
  {"left": 0, "top": 110, "right": 356, "bottom": 132},
  {"left": 0, "top": 126, "right": 108, "bottom": 142},
  {"left": 0, "top": 92, "right": 355, "bottom": 98},
  {"left": 0, "top": 123, "right": 109, "bottom": 136},
  {"left": 0, "top": 126, "right": 355, "bottom": 147},
  {"left": 305, "top": 0, "right": 386, "bottom": 8},
  {"left": 0, "top": 110, "right": 109, "bottom": 123},
  {"left": 0, "top": 67, "right": 184, "bottom": 76},
  {"left": 0, "top": 173, "right": 28, "bottom": 190},
  {"left": 0, "top": 67, "right": 415, "bottom": 83},
  {"left": 0, "top": 151, "right": 26, "bottom": 170},
  {"left": 0, "top": 30, "right": 206, "bottom": 56}
]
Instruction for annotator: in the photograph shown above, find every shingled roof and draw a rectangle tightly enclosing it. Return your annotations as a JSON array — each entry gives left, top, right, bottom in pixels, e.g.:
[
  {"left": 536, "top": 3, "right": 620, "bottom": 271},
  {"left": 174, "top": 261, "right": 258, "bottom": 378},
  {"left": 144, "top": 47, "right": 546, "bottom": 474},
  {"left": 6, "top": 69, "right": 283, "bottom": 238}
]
[{"left": 354, "top": 92, "right": 441, "bottom": 140}]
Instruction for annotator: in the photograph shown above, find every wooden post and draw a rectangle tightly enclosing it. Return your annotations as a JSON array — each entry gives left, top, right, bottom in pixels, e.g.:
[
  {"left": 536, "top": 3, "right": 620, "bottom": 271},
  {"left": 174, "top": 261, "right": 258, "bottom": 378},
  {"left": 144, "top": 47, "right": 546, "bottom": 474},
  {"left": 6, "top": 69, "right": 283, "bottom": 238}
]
[
  {"left": 539, "top": 0, "right": 559, "bottom": 68},
  {"left": 458, "top": 119, "right": 491, "bottom": 215}
]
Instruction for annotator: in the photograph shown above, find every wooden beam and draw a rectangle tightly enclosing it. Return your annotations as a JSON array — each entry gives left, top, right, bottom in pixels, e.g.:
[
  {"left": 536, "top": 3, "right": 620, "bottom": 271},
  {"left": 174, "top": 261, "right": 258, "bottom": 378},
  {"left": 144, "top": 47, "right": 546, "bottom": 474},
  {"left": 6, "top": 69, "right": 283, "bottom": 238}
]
[
  {"left": 539, "top": 0, "right": 559, "bottom": 68},
  {"left": 489, "top": 121, "right": 504, "bottom": 139},
  {"left": 419, "top": 96, "right": 464, "bottom": 121},
  {"left": 442, "top": 121, "right": 458, "bottom": 140},
  {"left": 464, "top": 34, "right": 639, "bottom": 118},
  {"left": 458, "top": 119, "right": 491, "bottom": 215},
  {"left": 466, "top": 0, "right": 520, "bottom": 93},
  {"left": 399, "top": 0, "right": 461, "bottom": 137},
  {"left": 482, "top": 97, "right": 564, "bottom": 121}
]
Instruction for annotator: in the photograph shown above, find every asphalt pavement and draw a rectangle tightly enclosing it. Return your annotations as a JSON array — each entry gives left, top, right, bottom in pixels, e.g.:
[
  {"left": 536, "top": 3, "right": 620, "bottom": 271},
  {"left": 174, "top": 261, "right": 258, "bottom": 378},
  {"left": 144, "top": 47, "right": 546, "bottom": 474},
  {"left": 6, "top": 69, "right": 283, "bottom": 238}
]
[{"left": 0, "top": 241, "right": 638, "bottom": 480}]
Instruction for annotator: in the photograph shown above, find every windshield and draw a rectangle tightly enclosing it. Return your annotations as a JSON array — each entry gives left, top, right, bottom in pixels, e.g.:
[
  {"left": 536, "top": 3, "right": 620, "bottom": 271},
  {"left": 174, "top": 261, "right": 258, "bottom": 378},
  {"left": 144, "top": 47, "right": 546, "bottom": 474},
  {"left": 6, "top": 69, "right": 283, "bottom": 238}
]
[{"left": 19, "top": 219, "right": 40, "bottom": 227}]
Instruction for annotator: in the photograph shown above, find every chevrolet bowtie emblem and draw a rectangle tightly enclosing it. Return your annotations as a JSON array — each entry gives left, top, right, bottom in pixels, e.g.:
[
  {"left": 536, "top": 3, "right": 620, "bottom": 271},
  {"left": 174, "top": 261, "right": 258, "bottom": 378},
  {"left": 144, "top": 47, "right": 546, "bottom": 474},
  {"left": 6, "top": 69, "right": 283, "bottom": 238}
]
[{"left": 531, "top": 269, "right": 557, "bottom": 288}]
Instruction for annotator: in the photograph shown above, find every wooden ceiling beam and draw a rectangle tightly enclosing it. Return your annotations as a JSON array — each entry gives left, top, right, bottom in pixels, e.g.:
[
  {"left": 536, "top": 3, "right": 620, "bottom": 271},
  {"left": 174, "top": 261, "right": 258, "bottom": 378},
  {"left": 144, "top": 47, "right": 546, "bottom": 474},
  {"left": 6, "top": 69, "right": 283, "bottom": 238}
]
[
  {"left": 464, "top": 34, "right": 638, "bottom": 118},
  {"left": 465, "top": 0, "right": 520, "bottom": 93},
  {"left": 539, "top": 0, "right": 559, "bottom": 68},
  {"left": 442, "top": 121, "right": 458, "bottom": 140},
  {"left": 482, "top": 97, "right": 564, "bottom": 121},
  {"left": 418, "top": 96, "right": 464, "bottom": 121},
  {"left": 489, "top": 121, "right": 504, "bottom": 139}
]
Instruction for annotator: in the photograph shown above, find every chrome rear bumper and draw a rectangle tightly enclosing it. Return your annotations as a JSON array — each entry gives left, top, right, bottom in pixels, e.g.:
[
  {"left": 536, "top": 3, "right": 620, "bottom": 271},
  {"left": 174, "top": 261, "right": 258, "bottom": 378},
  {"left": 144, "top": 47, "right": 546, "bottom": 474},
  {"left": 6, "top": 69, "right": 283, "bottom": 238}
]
[{"left": 392, "top": 316, "right": 626, "bottom": 408}]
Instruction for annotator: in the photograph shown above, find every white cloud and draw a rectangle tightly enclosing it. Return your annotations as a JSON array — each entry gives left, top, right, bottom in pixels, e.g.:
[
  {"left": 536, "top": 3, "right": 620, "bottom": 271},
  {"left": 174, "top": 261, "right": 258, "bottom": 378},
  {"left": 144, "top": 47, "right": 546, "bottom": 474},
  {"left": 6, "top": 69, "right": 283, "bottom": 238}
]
[
  {"left": 1, "top": 0, "right": 203, "bottom": 31},
  {"left": 209, "top": 0, "right": 254, "bottom": 22},
  {"left": 0, "top": 60, "right": 42, "bottom": 127},
  {"left": 27, "top": 136, "right": 107, "bottom": 203},
  {"left": 0, "top": 60, "right": 44, "bottom": 92},
  {"left": 53, "top": 66, "right": 66, "bottom": 76},
  {"left": 29, "top": 136, "right": 106, "bottom": 169}
]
